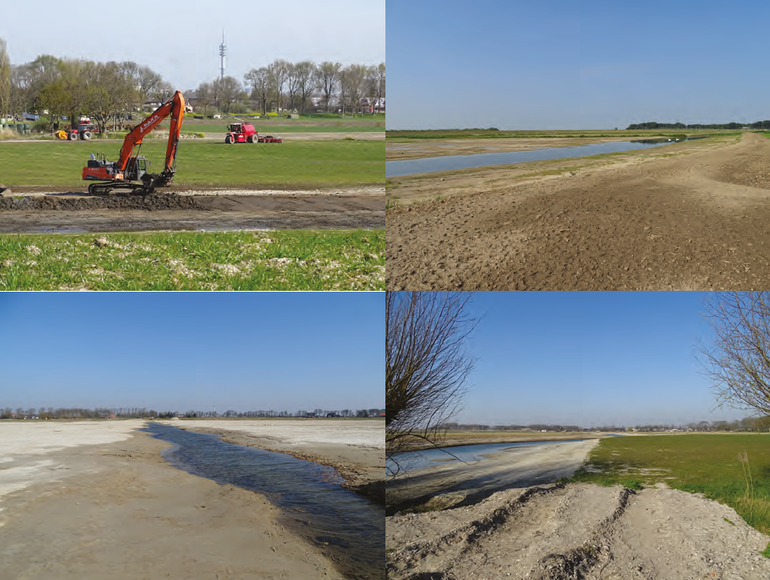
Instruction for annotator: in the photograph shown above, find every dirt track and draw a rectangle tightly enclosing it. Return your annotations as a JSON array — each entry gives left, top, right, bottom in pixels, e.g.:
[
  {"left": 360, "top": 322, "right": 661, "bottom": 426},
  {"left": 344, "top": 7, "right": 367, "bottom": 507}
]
[
  {"left": 0, "top": 188, "right": 384, "bottom": 232},
  {"left": 386, "top": 132, "right": 770, "bottom": 290},
  {"left": 386, "top": 482, "right": 770, "bottom": 580}
]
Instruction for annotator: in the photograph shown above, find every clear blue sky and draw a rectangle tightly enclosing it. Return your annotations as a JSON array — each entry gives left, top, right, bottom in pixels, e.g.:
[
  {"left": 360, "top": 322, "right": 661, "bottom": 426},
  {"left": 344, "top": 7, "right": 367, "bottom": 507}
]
[
  {"left": 388, "top": 0, "right": 770, "bottom": 130},
  {"left": 452, "top": 292, "right": 747, "bottom": 428},
  {"left": 0, "top": 293, "right": 383, "bottom": 413},
  {"left": 2, "top": 0, "right": 385, "bottom": 91}
]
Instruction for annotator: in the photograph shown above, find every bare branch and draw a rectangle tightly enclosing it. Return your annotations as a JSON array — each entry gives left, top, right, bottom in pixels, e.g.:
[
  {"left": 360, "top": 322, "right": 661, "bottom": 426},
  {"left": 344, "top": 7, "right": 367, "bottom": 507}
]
[{"left": 386, "top": 291, "right": 477, "bottom": 470}]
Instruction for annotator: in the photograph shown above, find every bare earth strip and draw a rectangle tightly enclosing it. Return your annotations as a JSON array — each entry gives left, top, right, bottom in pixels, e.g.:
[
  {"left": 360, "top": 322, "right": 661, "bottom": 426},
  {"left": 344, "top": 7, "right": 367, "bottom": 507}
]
[
  {"left": 386, "top": 133, "right": 770, "bottom": 290},
  {"left": 175, "top": 419, "right": 385, "bottom": 502},
  {"left": 0, "top": 189, "right": 384, "bottom": 233},
  {"left": 0, "top": 421, "right": 345, "bottom": 580},
  {"left": 386, "top": 483, "right": 770, "bottom": 580}
]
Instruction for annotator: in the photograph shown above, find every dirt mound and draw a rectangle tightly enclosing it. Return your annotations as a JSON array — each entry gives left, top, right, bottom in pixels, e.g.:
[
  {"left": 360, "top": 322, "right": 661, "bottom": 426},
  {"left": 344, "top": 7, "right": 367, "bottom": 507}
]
[
  {"left": 386, "top": 133, "right": 770, "bottom": 290},
  {"left": 0, "top": 193, "right": 202, "bottom": 212},
  {"left": 386, "top": 483, "right": 770, "bottom": 580}
]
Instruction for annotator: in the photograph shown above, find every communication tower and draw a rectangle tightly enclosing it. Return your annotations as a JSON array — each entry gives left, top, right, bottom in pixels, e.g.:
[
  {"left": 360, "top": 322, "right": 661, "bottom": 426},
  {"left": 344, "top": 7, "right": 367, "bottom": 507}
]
[{"left": 219, "top": 32, "right": 227, "bottom": 80}]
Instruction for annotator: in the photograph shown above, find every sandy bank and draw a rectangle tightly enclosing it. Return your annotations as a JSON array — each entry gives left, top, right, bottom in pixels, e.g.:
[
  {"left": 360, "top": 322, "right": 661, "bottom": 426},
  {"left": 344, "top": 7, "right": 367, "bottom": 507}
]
[
  {"left": 387, "top": 439, "right": 598, "bottom": 513},
  {"left": 386, "top": 482, "right": 770, "bottom": 579},
  {"left": 173, "top": 419, "right": 385, "bottom": 503},
  {"left": 0, "top": 425, "right": 347, "bottom": 579},
  {"left": 387, "top": 133, "right": 770, "bottom": 290},
  {"left": 386, "top": 136, "right": 642, "bottom": 161}
]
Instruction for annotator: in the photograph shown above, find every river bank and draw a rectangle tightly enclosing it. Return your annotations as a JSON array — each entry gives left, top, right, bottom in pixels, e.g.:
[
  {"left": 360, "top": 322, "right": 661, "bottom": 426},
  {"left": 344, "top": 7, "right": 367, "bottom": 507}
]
[
  {"left": 173, "top": 419, "right": 385, "bottom": 503},
  {"left": 0, "top": 420, "right": 370, "bottom": 579},
  {"left": 386, "top": 132, "right": 770, "bottom": 290},
  {"left": 387, "top": 439, "right": 598, "bottom": 514}
]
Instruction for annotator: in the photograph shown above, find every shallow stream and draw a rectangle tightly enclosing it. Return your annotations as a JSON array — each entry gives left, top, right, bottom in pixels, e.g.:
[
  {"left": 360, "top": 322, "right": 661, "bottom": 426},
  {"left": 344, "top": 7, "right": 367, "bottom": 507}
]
[
  {"left": 386, "top": 139, "right": 678, "bottom": 177},
  {"left": 144, "top": 423, "right": 384, "bottom": 580}
]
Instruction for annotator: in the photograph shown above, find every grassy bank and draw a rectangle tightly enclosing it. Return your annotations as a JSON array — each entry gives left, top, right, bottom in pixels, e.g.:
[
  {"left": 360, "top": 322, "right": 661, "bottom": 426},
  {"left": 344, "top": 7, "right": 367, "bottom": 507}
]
[
  {"left": 0, "top": 139, "right": 384, "bottom": 189},
  {"left": 571, "top": 434, "right": 770, "bottom": 535},
  {"left": 0, "top": 229, "right": 384, "bottom": 290}
]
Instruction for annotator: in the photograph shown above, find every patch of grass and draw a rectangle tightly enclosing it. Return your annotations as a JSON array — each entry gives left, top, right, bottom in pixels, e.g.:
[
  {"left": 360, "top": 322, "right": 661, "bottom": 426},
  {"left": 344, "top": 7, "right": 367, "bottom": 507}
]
[
  {"left": 571, "top": 434, "right": 770, "bottom": 534},
  {"left": 0, "top": 140, "right": 384, "bottom": 189},
  {"left": 761, "top": 543, "right": 770, "bottom": 558},
  {"left": 0, "top": 229, "right": 385, "bottom": 290}
]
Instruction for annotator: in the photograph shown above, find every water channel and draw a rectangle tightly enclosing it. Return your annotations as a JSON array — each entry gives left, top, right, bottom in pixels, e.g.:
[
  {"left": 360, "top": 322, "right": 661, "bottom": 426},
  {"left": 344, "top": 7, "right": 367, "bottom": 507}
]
[
  {"left": 143, "top": 423, "right": 384, "bottom": 580},
  {"left": 386, "top": 139, "right": 679, "bottom": 177},
  {"left": 387, "top": 439, "right": 585, "bottom": 476}
]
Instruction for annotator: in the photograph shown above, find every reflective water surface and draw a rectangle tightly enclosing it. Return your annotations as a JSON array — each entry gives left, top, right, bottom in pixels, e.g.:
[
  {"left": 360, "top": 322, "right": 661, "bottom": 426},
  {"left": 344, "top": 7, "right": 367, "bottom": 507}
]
[
  {"left": 386, "top": 140, "right": 675, "bottom": 177},
  {"left": 144, "top": 423, "right": 384, "bottom": 580}
]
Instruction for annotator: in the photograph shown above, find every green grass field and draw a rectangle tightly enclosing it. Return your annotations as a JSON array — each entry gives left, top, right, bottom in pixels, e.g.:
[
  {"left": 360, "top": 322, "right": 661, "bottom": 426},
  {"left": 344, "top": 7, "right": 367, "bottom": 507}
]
[
  {"left": 182, "top": 123, "right": 383, "bottom": 133},
  {"left": 572, "top": 434, "right": 770, "bottom": 534},
  {"left": 0, "top": 139, "right": 384, "bottom": 189},
  {"left": 0, "top": 229, "right": 385, "bottom": 290}
]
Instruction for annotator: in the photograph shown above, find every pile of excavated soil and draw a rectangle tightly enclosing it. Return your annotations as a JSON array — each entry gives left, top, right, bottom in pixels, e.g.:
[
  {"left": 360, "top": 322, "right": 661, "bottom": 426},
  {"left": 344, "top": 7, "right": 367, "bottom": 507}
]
[
  {"left": 386, "top": 133, "right": 770, "bottom": 290},
  {"left": 386, "top": 482, "right": 770, "bottom": 580},
  {"left": 0, "top": 193, "right": 201, "bottom": 211}
]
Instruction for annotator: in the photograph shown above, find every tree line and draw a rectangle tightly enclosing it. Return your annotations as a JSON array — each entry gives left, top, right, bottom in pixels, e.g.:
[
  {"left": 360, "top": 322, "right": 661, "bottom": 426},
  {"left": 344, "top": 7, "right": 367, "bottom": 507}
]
[
  {"left": 627, "top": 121, "right": 770, "bottom": 130},
  {"left": 0, "top": 407, "right": 385, "bottom": 420},
  {"left": 438, "top": 416, "right": 770, "bottom": 432},
  {"left": 0, "top": 39, "right": 384, "bottom": 133}
]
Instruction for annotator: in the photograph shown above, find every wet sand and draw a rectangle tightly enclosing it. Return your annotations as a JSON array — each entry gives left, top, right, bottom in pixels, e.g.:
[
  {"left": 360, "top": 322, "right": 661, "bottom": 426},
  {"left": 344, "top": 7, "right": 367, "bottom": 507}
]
[
  {"left": 175, "top": 419, "right": 385, "bottom": 502},
  {"left": 0, "top": 420, "right": 358, "bottom": 579}
]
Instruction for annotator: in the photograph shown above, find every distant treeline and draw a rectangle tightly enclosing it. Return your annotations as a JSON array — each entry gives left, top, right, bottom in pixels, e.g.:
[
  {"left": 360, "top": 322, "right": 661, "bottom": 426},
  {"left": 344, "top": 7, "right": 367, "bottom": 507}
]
[
  {"left": 0, "top": 407, "right": 385, "bottom": 420},
  {"left": 627, "top": 121, "right": 770, "bottom": 130},
  {"left": 440, "top": 416, "right": 770, "bottom": 432}
]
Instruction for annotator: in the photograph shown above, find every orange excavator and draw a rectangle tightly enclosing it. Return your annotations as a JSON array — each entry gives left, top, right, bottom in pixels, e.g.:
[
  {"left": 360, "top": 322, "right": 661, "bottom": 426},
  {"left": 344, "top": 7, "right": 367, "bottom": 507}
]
[{"left": 82, "top": 91, "right": 185, "bottom": 195}]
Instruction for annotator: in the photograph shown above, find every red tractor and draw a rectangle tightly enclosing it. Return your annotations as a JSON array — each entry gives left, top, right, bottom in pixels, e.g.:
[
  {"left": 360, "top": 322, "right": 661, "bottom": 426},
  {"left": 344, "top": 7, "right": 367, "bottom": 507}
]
[{"left": 224, "top": 122, "right": 282, "bottom": 144}]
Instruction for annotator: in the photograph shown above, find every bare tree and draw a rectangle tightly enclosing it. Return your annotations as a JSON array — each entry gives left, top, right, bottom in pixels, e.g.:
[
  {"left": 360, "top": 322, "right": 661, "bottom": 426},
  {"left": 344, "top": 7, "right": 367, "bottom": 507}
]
[
  {"left": 700, "top": 291, "right": 770, "bottom": 414},
  {"left": 0, "top": 38, "right": 10, "bottom": 119},
  {"left": 386, "top": 291, "right": 477, "bottom": 474},
  {"left": 293, "top": 60, "right": 316, "bottom": 113},
  {"left": 316, "top": 61, "right": 341, "bottom": 112},
  {"left": 244, "top": 67, "right": 270, "bottom": 115}
]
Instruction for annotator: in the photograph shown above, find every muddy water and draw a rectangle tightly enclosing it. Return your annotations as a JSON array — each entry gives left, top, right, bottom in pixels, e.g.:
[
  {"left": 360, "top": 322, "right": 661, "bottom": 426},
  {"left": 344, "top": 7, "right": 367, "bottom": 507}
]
[
  {"left": 388, "top": 439, "right": 585, "bottom": 475},
  {"left": 144, "top": 423, "right": 384, "bottom": 580},
  {"left": 386, "top": 140, "right": 675, "bottom": 177}
]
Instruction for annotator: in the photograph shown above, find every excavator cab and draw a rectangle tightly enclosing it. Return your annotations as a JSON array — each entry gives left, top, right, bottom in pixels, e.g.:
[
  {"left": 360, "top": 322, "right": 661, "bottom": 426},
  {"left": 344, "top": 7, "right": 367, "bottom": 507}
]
[{"left": 124, "top": 156, "right": 149, "bottom": 182}]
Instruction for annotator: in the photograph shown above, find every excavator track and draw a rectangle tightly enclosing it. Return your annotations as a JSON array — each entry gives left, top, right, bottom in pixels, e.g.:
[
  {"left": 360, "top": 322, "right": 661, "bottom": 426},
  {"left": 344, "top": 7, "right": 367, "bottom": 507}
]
[{"left": 88, "top": 181, "right": 154, "bottom": 196}]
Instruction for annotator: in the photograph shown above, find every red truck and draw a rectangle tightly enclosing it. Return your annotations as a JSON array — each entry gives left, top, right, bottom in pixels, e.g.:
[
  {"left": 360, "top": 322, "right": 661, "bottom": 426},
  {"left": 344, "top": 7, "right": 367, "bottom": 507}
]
[{"left": 224, "top": 122, "right": 282, "bottom": 144}]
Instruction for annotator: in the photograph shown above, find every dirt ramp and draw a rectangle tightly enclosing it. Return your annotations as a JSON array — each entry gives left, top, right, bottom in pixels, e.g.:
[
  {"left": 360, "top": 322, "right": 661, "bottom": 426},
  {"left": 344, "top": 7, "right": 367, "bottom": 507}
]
[{"left": 386, "top": 483, "right": 770, "bottom": 580}]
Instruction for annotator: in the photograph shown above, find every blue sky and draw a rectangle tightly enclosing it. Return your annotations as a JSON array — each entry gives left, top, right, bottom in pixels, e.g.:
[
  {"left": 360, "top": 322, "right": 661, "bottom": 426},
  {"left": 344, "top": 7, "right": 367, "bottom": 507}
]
[
  {"left": 388, "top": 0, "right": 770, "bottom": 130},
  {"left": 0, "top": 293, "right": 383, "bottom": 413},
  {"left": 1, "top": 0, "right": 385, "bottom": 91},
  {"left": 450, "top": 292, "right": 747, "bottom": 427}
]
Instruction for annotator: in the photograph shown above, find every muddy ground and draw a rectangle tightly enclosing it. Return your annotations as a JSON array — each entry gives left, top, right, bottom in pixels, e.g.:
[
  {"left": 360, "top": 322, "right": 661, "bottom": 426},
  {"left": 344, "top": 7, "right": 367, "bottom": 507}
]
[
  {"left": 0, "top": 421, "right": 348, "bottom": 580},
  {"left": 176, "top": 419, "right": 385, "bottom": 503},
  {"left": 0, "top": 187, "right": 384, "bottom": 232},
  {"left": 386, "top": 132, "right": 770, "bottom": 290},
  {"left": 387, "top": 482, "right": 770, "bottom": 580}
]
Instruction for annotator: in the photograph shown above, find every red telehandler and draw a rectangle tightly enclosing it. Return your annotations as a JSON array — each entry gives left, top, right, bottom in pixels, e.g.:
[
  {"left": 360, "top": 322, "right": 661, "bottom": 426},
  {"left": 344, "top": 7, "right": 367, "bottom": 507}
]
[{"left": 82, "top": 91, "right": 185, "bottom": 194}]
